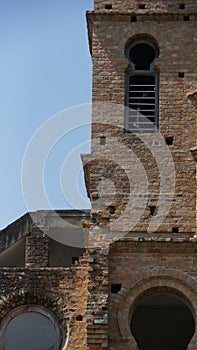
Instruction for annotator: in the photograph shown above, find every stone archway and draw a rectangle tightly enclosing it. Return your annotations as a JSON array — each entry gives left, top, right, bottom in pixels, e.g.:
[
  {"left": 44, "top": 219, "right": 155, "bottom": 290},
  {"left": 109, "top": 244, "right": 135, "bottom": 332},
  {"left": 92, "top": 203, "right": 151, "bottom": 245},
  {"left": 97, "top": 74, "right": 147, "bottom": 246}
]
[
  {"left": 131, "top": 290, "right": 195, "bottom": 350},
  {"left": 0, "top": 290, "right": 66, "bottom": 350},
  {"left": 117, "top": 273, "right": 197, "bottom": 349},
  {"left": 0, "top": 305, "right": 62, "bottom": 350}
]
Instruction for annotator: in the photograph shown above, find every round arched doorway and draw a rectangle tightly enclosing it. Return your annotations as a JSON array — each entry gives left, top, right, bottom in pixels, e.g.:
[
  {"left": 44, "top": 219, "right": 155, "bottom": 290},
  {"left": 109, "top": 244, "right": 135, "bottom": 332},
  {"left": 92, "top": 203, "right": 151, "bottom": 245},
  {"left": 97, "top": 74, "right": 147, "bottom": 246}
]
[
  {"left": 131, "top": 291, "right": 195, "bottom": 350},
  {"left": 0, "top": 305, "right": 63, "bottom": 350}
]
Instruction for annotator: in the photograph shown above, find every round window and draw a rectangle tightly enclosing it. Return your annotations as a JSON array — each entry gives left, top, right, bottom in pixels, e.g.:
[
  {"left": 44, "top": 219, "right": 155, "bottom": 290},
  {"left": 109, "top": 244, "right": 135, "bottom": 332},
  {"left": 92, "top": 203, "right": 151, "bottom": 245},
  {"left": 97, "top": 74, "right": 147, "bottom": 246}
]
[{"left": 0, "top": 306, "right": 62, "bottom": 350}]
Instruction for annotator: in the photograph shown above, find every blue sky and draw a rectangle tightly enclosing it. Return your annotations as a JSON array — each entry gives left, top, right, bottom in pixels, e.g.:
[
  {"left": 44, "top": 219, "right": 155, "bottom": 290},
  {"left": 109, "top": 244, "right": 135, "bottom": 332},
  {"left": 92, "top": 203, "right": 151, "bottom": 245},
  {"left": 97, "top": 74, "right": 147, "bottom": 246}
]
[{"left": 0, "top": 0, "right": 93, "bottom": 228}]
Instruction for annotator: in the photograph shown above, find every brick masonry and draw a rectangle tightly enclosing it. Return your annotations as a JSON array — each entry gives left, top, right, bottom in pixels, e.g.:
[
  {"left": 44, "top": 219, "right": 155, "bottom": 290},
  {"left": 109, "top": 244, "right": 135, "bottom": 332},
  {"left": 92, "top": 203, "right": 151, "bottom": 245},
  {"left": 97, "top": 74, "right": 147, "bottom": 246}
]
[
  {"left": 85, "top": 10, "right": 197, "bottom": 234},
  {"left": 108, "top": 239, "right": 197, "bottom": 349},
  {"left": 94, "top": 0, "right": 197, "bottom": 13},
  {"left": 0, "top": 242, "right": 88, "bottom": 349},
  {"left": 84, "top": 1, "right": 197, "bottom": 349},
  {"left": 0, "top": 1, "right": 196, "bottom": 350},
  {"left": 0, "top": 212, "right": 89, "bottom": 350}
]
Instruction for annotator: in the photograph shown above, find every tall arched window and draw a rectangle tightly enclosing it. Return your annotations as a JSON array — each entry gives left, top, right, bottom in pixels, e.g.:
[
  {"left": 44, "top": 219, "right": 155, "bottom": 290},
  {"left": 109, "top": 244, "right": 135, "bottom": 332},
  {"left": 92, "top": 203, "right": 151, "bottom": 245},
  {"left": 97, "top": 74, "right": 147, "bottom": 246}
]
[{"left": 125, "top": 38, "right": 159, "bottom": 133}]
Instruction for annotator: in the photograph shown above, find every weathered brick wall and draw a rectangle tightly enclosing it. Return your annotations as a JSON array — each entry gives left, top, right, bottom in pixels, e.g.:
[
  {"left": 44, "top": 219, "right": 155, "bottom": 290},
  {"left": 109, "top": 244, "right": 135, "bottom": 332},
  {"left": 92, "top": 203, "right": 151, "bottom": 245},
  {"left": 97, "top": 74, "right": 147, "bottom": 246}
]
[
  {"left": 85, "top": 12, "right": 197, "bottom": 234},
  {"left": 0, "top": 253, "right": 88, "bottom": 350},
  {"left": 25, "top": 231, "right": 49, "bottom": 268},
  {"left": 0, "top": 211, "right": 92, "bottom": 350},
  {"left": 94, "top": 0, "right": 197, "bottom": 13},
  {"left": 1, "top": 2, "right": 196, "bottom": 350},
  {"left": 86, "top": 249, "right": 109, "bottom": 350},
  {"left": 84, "top": 3, "right": 197, "bottom": 349},
  {"left": 108, "top": 238, "right": 197, "bottom": 349}
]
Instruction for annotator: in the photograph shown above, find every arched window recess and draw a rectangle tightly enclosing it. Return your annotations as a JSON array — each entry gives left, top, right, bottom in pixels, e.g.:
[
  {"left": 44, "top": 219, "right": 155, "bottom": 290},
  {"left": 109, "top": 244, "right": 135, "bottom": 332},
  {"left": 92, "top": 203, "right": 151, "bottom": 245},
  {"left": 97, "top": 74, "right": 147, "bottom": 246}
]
[
  {"left": 125, "top": 38, "right": 159, "bottom": 133},
  {"left": 0, "top": 305, "right": 63, "bottom": 350}
]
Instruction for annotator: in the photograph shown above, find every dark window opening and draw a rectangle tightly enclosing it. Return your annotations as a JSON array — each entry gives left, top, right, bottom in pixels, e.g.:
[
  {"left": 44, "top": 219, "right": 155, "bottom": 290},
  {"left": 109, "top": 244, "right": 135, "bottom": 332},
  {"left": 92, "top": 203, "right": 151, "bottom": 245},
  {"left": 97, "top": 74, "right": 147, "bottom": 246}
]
[
  {"left": 179, "top": 3, "right": 185, "bottom": 9},
  {"left": 139, "top": 4, "right": 146, "bottom": 9},
  {"left": 131, "top": 14, "right": 137, "bottom": 22},
  {"left": 111, "top": 283, "right": 122, "bottom": 294},
  {"left": 91, "top": 213, "right": 97, "bottom": 223},
  {"left": 184, "top": 15, "right": 190, "bottom": 21},
  {"left": 76, "top": 314, "right": 83, "bottom": 321},
  {"left": 100, "top": 135, "right": 106, "bottom": 145},
  {"left": 110, "top": 206, "right": 116, "bottom": 214},
  {"left": 105, "top": 4, "right": 112, "bottom": 10},
  {"left": 125, "top": 40, "right": 159, "bottom": 133},
  {"left": 126, "top": 75, "right": 158, "bottom": 132},
  {"left": 129, "top": 43, "right": 155, "bottom": 70},
  {"left": 138, "top": 237, "right": 145, "bottom": 242},
  {"left": 179, "top": 72, "right": 184, "bottom": 78},
  {"left": 172, "top": 227, "right": 179, "bottom": 233},
  {"left": 165, "top": 136, "right": 174, "bottom": 145},
  {"left": 72, "top": 256, "right": 79, "bottom": 265},
  {"left": 149, "top": 206, "right": 157, "bottom": 216},
  {"left": 131, "top": 292, "right": 195, "bottom": 350}
]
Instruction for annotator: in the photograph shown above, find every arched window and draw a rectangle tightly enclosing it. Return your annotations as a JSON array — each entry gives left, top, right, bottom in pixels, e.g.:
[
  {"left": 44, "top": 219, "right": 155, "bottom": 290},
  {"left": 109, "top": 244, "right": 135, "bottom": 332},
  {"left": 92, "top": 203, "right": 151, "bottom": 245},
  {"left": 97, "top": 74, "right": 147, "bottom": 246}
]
[
  {"left": 131, "top": 292, "right": 195, "bottom": 350},
  {"left": 125, "top": 38, "right": 159, "bottom": 133},
  {"left": 0, "top": 306, "right": 63, "bottom": 350}
]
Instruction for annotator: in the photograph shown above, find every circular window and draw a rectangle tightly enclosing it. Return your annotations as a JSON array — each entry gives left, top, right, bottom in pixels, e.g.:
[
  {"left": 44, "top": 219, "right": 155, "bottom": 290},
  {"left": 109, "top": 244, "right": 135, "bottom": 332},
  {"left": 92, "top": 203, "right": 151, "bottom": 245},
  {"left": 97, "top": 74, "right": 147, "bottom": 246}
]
[{"left": 0, "top": 306, "right": 62, "bottom": 350}]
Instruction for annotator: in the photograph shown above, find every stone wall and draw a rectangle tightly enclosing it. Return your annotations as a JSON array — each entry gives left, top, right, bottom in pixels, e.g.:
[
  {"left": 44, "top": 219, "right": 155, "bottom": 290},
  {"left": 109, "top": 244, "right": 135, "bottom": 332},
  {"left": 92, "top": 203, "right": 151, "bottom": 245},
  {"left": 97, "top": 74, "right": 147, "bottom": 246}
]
[
  {"left": 0, "top": 255, "right": 88, "bottom": 349},
  {"left": 0, "top": 212, "right": 90, "bottom": 350},
  {"left": 84, "top": 1, "right": 197, "bottom": 349},
  {"left": 108, "top": 238, "right": 197, "bottom": 349},
  {"left": 94, "top": 0, "right": 197, "bottom": 13},
  {"left": 0, "top": 1, "right": 196, "bottom": 350},
  {"left": 86, "top": 249, "right": 109, "bottom": 350},
  {"left": 85, "top": 11, "right": 197, "bottom": 234}
]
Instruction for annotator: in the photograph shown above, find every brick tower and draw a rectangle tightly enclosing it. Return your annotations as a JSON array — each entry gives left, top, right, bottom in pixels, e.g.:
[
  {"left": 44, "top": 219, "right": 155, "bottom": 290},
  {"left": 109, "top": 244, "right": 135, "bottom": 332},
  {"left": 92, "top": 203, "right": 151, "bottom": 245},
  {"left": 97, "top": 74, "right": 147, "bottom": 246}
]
[
  {"left": 0, "top": 1, "right": 197, "bottom": 350},
  {"left": 84, "top": 0, "right": 197, "bottom": 349}
]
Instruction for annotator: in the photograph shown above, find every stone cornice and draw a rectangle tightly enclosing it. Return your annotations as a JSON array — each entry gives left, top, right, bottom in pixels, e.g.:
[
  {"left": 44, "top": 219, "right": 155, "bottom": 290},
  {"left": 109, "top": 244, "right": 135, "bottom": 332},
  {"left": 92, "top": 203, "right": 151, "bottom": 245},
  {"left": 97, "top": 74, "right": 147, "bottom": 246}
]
[
  {"left": 86, "top": 11, "right": 197, "bottom": 54},
  {"left": 87, "top": 11, "right": 197, "bottom": 22}
]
